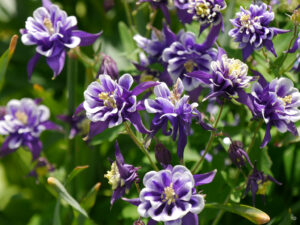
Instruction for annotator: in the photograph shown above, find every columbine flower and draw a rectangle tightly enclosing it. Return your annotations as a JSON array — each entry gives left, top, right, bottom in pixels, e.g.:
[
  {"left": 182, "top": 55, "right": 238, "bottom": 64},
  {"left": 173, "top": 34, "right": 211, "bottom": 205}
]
[
  {"left": 187, "top": 48, "right": 255, "bottom": 105},
  {"left": 20, "top": 0, "right": 102, "bottom": 79},
  {"left": 245, "top": 161, "right": 281, "bottom": 206},
  {"left": 229, "top": 3, "right": 289, "bottom": 60},
  {"left": 137, "top": 0, "right": 170, "bottom": 24},
  {"left": 251, "top": 76, "right": 300, "bottom": 148},
  {"left": 124, "top": 165, "right": 216, "bottom": 225},
  {"left": 75, "top": 74, "right": 158, "bottom": 140},
  {"left": 228, "top": 141, "right": 253, "bottom": 168},
  {"left": 145, "top": 78, "right": 211, "bottom": 159},
  {"left": 0, "top": 98, "right": 61, "bottom": 160},
  {"left": 98, "top": 54, "right": 119, "bottom": 80},
  {"left": 162, "top": 31, "right": 217, "bottom": 91},
  {"left": 104, "top": 142, "right": 139, "bottom": 205}
]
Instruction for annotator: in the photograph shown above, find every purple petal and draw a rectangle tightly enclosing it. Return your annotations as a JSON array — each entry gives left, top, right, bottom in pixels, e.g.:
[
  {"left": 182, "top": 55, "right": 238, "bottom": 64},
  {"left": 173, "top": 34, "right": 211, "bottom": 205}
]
[
  {"left": 177, "top": 123, "right": 187, "bottom": 159},
  {"left": 160, "top": 5, "right": 171, "bottom": 25},
  {"left": 86, "top": 120, "right": 109, "bottom": 140},
  {"left": 237, "top": 89, "right": 255, "bottom": 113},
  {"left": 42, "top": 0, "right": 52, "bottom": 9},
  {"left": 193, "top": 169, "right": 217, "bottom": 186},
  {"left": 242, "top": 44, "right": 254, "bottom": 61},
  {"left": 46, "top": 51, "right": 66, "bottom": 78},
  {"left": 182, "top": 213, "right": 198, "bottom": 225},
  {"left": 125, "top": 111, "right": 150, "bottom": 134},
  {"left": 27, "top": 53, "right": 41, "bottom": 80},
  {"left": 74, "top": 103, "right": 84, "bottom": 116},
  {"left": 121, "top": 197, "right": 141, "bottom": 206},
  {"left": 41, "top": 121, "right": 62, "bottom": 131},
  {"left": 114, "top": 141, "right": 125, "bottom": 164},
  {"left": 260, "top": 123, "right": 271, "bottom": 148},
  {"left": 147, "top": 219, "right": 158, "bottom": 225},
  {"left": 196, "top": 21, "right": 222, "bottom": 51},
  {"left": 72, "top": 30, "right": 102, "bottom": 47},
  {"left": 25, "top": 139, "right": 42, "bottom": 161},
  {"left": 187, "top": 71, "right": 211, "bottom": 85},
  {"left": 132, "top": 81, "right": 159, "bottom": 96},
  {"left": 119, "top": 73, "right": 133, "bottom": 90},
  {"left": 0, "top": 136, "right": 18, "bottom": 157},
  {"left": 264, "top": 40, "right": 277, "bottom": 57}
]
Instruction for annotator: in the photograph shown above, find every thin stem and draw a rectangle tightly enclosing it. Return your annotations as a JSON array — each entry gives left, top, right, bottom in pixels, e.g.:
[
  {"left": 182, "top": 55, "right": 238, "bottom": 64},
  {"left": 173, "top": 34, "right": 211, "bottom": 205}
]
[
  {"left": 122, "top": 0, "right": 137, "bottom": 34},
  {"left": 124, "top": 122, "right": 159, "bottom": 171},
  {"left": 246, "top": 120, "right": 263, "bottom": 154},
  {"left": 211, "top": 192, "right": 231, "bottom": 225},
  {"left": 192, "top": 103, "right": 224, "bottom": 174}
]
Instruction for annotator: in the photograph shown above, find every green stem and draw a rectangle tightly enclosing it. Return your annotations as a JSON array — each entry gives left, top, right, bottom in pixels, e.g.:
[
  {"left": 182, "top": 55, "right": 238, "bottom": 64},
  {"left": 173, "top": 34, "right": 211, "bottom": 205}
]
[
  {"left": 124, "top": 122, "right": 159, "bottom": 171},
  {"left": 246, "top": 120, "right": 263, "bottom": 154},
  {"left": 211, "top": 192, "right": 231, "bottom": 225},
  {"left": 192, "top": 103, "right": 224, "bottom": 174},
  {"left": 122, "top": 0, "right": 137, "bottom": 34}
]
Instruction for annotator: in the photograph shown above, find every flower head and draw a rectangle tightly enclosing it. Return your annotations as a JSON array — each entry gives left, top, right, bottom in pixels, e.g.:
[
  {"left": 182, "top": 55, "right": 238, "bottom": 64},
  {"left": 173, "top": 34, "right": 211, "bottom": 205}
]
[
  {"left": 228, "top": 141, "right": 253, "bottom": 168},
  {"left": 251, "top": 77, "right": 300, "bottom": 147},
  {"left": 124, "top": 166, "right": 216, "bottom": 225},
  {"left": 20, "top": 0, "right": 101, "bottom": 79},
  {"left": 229, "top": 3, "right": 289, "bottom": 60},
  {"left": 75, "top": 74, "right": 158, "bottom": 140},
  {"left": 104, "top": 142, "right": 139, "bottom": 205},
  {"left": 0, "top": 98, "right": 61, "bottom": 160}
]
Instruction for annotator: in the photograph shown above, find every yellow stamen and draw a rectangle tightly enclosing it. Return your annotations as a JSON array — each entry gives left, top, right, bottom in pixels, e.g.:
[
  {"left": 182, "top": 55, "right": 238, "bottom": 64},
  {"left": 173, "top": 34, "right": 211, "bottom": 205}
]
[
  {"left": 278, "top": 95, "right": 292, "bottom": 106},
  {"left": 15, "top": 111, "right": 28, "bottom": 124},
  {"left": 195, "top": 2, "right": 210, "bottom": 17},
  {"left": 104, "top": 162, "right": 123, "bottom": 190},
  {"left": 169, "top": 80, "right": 182, "bottom": 104},
  {"left": 184, "top": 60, "right": 198, "bottom": 73},
  {"left": 43, "top": 18, "right": 54, "bottom": 34},
  {"left": 98, "top": 92, "right": 117, "bottom": 108},
  {"left": 162, "top": 183, "right": 177, "bottom": 205}
]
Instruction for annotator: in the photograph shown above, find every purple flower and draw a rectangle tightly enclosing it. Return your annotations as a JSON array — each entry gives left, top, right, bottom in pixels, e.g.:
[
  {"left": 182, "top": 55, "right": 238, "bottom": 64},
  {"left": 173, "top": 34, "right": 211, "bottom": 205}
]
[
  {"left": 98, "top": 54, "right": 119, "bottom": 80},
  {"left": 187, "top": 48, "right": 255, "bottom": 105},
  {"left": 251, "top": 77, "right": 300, "bottom": 148},
  {"left": 138, "top": 0, "right": 170, "bottom": 24},
  {"left": 229, "top": 3, "right": 289, "bottom": 60},
  {"left": 162, "top": 31, "right": 217, "bottom": 91},
  {"left": 57, "top": 114, "right": 89, "bottom": 139},
  {"left": 0, "top": 107, "right": 6, "bottom": 120},
  {"left": 20, "top": 0, "right": 102, "bottom": 79},
  {"left": 145, "top": 78, "right": 211, "bottom": 159},
  {"left": 104, "top": 142, "right": 139, "bottom": 205},
  {"left": 0, "top": 98, "right": 61, "bottom": 160},
  {"left": 292, "top": 55, "right": 300, "bottom": 72},
  {"left": 28, "top": 157, "right": 55, "bottom": 178},
  {"left": 124, "top": 165, "right": 217, "bottom": 225},
  {"left": 75, "top": 74, "right": 158, "bottom": 140},
  {"left": 287, "top": 32, "right": 300, "bottom": 54},
  {"left": 245, "top": 161, "right": 281, "bottom": 206},
  {"left": 154, "top": 143, "right": 172, "bottom": 167},
  {"left": 228, "top": 141, "right": 253, "bottom": 168}
]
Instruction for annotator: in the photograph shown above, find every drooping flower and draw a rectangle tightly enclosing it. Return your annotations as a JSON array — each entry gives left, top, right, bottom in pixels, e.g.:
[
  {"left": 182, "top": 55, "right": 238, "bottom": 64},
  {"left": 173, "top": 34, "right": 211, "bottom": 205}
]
[
  {"left": 137, "top": 0, "right": 170, "bottom": 24},
  {"left": 162, "top": 31, "right": 217, "bottom": 91},
  {"left": 187, "top": 48, "right": 255, "bottom": 106},
  {"left": 28, "top": 157, "right": 55, "bottom": 179},
  {"left": 57, "top": 114, "right": 89, "bottom": 139},
  {"left": 245, "top": 161, "right": 281, "bottom": 206},
  {"left": 229, "top": 3, "right": 289, "bottom": 60},
  {"left": 123, "top": 165, "right": 217, "bottom": 225},
  {"left": 20, "top": 0, "right": 102, "bottom": 79},
  {"left": 145, "top": 78, "right": 211, "bottom": 159},
  {"left": 75, "top": 74, "right": 158, "bottom": 140},
  {"left": 250, "top": 76, "right": 300, "bottom": 148},
  {"left": 228, "top": 140, "right": 253, "bottom": 168},
  {"left": 0, "top": 98, "right": 61, "bottom": 160},
  {"left": 98, "top": 54, "right": 119, "bottom": 80},
  {"left": 104, "top": 141, "right": 139, "bottom": 205}
]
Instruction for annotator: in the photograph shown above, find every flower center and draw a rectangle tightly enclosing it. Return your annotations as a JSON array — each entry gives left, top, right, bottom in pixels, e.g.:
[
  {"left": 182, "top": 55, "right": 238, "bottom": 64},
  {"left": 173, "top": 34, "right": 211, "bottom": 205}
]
[
  {"left": 43, "top": 18, "right": 55, "bottom": 34},
  {"left": 278, "top": 95, "right": 292, "bottom": 106},
  {"left": 195, "top": 1, "right": 211, "bottom": 17},
  {"left": 15, "top": 111, "right": 28, "bottom": 124},
  {"left": 162, "top": 183, "right": 177, "bottom": 205},
  {"left": 184, "top": 60, "right": 197, "bottom": 73},
  {"left": 104, "top": 162, "right": 124, "bottom": 190},
  {"left": 169, "top": 80, "right": 182, "bottom": 104},
  {"left": 98, "top": 92, "right": 117, "bottom": 108}
]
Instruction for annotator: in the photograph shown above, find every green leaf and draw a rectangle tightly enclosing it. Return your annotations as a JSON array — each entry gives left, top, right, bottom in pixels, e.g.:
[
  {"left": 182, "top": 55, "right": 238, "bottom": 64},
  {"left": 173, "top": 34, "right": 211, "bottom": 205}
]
[
  {"left": 65, "top": 165, "right": 89, "bottom": 186},
  {"left": 89, "top": 125, "right": 123, "bottom": 146},
  {"left": 47, "top": 177, "right": 88, "bottom": 218},
  {"left": 53, "top": 199, "right": 61, "bottom": 225},
  {"left": 118, "top": 21, "right": 137, "bottom": 60},
  {"left": 81, "top": 182, "right": 101, "bottom": 211},
  {"left": 205, "top": 203, "right": 270, "bottom": 224}
]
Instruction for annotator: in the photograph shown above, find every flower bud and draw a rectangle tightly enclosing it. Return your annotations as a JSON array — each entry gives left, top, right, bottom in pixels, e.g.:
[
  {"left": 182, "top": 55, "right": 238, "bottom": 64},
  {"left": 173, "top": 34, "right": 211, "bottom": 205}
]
[
  {"left": 291, "top": 9, "right": 300, "bottom": 25},
  {"left": 98, "top": 54, "right": 119, "bottom": 80},
  {"left": 155, "top": 143, "right": 172, "bottom": 166},
  {"left": 133, "top": 219, "right": 145, "bottom": 225},
  {"left": 228, "top": 141, "right": 253, "bottom": 168}
]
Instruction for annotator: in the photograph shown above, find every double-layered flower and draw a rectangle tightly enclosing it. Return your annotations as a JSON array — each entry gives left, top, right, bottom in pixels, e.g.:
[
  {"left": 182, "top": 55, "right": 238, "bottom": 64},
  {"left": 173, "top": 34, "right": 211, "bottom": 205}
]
[
  {"left": 104, "top": 142, "right": 139, "bottom": 205},
  {"left": 75, "top": 74, "right": 158, "bottom": 140},
  {"left": 250, "top": 76, "right": 300, "bottom": 147},
  {"left": 124, "top": 165, "right": 216, "bottom": 225},
  {"left": 20, "top": 0, "right": 101, "bottom": 78},
  {"left": 0, "top": 98, "right": 60, "bottom": 160},
  {"left": 145, "top": 78, "right": 211, "bottom": 159},
  {"left": 229, "top": 3, "right": 289, "bottom": 60}
]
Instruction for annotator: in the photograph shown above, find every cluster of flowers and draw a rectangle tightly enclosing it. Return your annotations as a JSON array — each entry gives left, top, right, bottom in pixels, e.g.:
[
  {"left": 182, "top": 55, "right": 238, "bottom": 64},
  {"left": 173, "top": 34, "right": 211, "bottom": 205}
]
[{"left": 1, "top": 0, "right": 300, "bottom": 224}]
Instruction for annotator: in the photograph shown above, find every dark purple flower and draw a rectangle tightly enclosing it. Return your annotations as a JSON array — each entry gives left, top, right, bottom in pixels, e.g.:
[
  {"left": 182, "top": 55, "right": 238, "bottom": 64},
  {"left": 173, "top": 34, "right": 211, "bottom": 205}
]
[
  {"left": 251, "top": 77, "right": 300, "bottom": 148},
  {"left": 104, "top": 142, "right": 139, "bottom": 205},
  {"left": 229, "top": 3, "right": 289, "bottom": 60},
  {"left": 145, "top": 78, "right": 211, "bottom": 159},
  {"left": 162, "top": 31, "right": 217, "bottom": 91},
  {"left": 245, "top": 161, "right": 281, "bottom": 206},
  {"left": 20, "top": 0, "right": 102, "bottom": 79},
  {"left": 57, "top": 114, "right": 89, "bottom": 139},
  {"left": 138, "top": 0, "right": 170, "bottom": 24},
  {"left": 75, "top": 74, "right": 158, "bottom": 140},
  {"left": 154, "top": 143, "right": 172, "bottom": 167},
  {"left": 228, "top": 141, "right": 253, "bottom": 168},
  {"left": 187, "top": 48, "right": 255, "bottom": 106},
  {"left": 98, "top": 54, "right": 119, "bottom": 80},
  {"left": 292, "top": 55, "right": 300, "bottom": 72},
  {"left": 28, "top": 157, "right": 55, "bottom": 178},
  {"left": 0, "top": 98, "right": 61, "bottom": 160},
  {"left": 287, "top": 32, "right": 300, "bottom": 54},
  {"left": 123, "top": 165, "right": 217, "bottom": 225}
]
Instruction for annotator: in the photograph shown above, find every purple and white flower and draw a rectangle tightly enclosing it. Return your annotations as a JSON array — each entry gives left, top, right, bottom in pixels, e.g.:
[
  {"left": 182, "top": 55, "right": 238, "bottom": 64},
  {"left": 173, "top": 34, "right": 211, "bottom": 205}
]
[
  {"left": 20, "top": 0, "right": 101, "bottom": 79},
  {"left": 229, "top": 3, "right": 289, "bottom": 60},
  {"left": 104, "top": 142, "right": 139, "bottom": 205},
  {"left": 124, "top": 165, "right": 216, "bottom": 225},
  {"left": 75, "top": 74, "right": 158, "bottom": 140},
  {"left": 162, "top": 31, "right": 217, "bottom": 91},
  {"left": 251, "top": 76, "right": 300, "bottom": 147},
  {"left": 0, "top": 98, "right": 60, "bottom": 160},
  {"left": 145, "top": 78, "right": 211, "bottom": 159}
]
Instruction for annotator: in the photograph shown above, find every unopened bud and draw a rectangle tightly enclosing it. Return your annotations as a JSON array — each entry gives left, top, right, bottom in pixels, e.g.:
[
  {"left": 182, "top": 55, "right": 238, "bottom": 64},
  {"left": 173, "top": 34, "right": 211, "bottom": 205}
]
[
  {"left": 228, "top": 141, "right": 253, "bottom": 168},
  {"left": 291, "top": 9, "right": 300, "bottom": 25},
  {"left": 155, "top": 143, "right": 172, "bottom": 166},
  {"left": 98, "top": 54, "right": 119, "bottom": 80},
  {"left": 133, "top": 219, "right": 145, "bottom": 225}
]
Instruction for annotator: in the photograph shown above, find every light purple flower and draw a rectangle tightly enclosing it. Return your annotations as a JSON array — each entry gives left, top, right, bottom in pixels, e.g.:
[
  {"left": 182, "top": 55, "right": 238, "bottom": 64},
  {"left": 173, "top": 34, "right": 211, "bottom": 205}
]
[
  {"left": 251, "top": 76, "right": 300, "bottom": 147},
  {"left": 75, "top": 74, "right": 158, "bottom": 140},
  {"left": 20, "top": 0, "right": 102, "bottom": 79},
  {"left": 229, "top": 3, "right": 289, "bottom": 60},
  {"left": 0, "top": 98, "right": 61, "bottom": 160},
  {"left": 123, "top": 165, "right": 217, "bottom": 225},
  {"left": 104, "top": 142, "right": 139, "bottom": 205}
]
